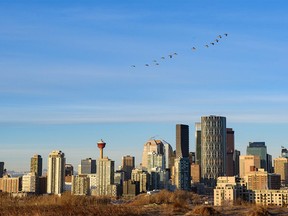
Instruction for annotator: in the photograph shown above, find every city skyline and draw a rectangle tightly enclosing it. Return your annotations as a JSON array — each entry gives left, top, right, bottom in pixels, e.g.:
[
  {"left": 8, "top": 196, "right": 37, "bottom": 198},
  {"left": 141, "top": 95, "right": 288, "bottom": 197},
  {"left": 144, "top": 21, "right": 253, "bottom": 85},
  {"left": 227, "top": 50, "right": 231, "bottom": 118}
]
[{"left": 1, "top": 1, "right": 288, "bottom": 171}]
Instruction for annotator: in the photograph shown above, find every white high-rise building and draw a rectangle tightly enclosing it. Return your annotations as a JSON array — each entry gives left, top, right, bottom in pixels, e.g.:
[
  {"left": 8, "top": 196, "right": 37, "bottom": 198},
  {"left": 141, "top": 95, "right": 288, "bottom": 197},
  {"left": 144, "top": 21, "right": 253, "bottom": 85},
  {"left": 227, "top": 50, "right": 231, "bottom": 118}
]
[
  {"left": 163, "top": 141, "right": 174, "bottom": 169},
  {"left": 147, "top": 151, "right": 164, "bottom": 172},
  {"left": 47, "top": 150, "right": 65, "bottom": 195},
  {"left": 22, "top": 172, "right": 37, "bottom": 193},
  {"left": 88, "top": 174, "right": 97, "bottom": 195},
  {"left": 96, "top": 157, "right": 115, "bottom": 196}
]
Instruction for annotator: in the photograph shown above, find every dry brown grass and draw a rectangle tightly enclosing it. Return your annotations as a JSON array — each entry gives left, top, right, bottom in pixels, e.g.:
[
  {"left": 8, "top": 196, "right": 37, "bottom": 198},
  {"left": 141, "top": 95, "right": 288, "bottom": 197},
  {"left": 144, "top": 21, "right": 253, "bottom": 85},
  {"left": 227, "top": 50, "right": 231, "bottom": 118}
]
[
  {"left": 0, "top": 193, "right": 144, "bottom": 216},
  {"left": 129, "top": 190, "right": 200, "bottom": 206},
  {"left": 3, "top": 191, "right": 288, "bottom": 216},
  {"left": 128, "top": 190, "right": 203, "bottom": 215}
]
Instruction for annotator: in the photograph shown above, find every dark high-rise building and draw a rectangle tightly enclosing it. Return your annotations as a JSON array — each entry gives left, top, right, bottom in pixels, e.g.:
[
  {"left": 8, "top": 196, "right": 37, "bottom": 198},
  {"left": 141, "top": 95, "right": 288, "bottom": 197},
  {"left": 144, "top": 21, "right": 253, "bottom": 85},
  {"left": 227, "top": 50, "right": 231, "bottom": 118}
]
[
  {"left": 233, "top": 149, "right": 241, "bottom": 176},
  {"left": 174, "top": 124, "right": 191, "bottom": 191},
  {"left": 281, "top": 146, "right": 288, "bottom": 158},
  {"left": 189, "top": 152, "right": 196, "bottom": 164},
  {"left": 195, "top": 123, "right": 201, "bottom": 165},
  {"left": 30, "top": 155, "right": 42, "bottom": 177},
  {"left": 176, "top": 124, "right": 189, "bottom": 158},
  {"left": 226, "top": 128, "right": 235, "bottom": 176},
  {"left": 0, "top": 162, "right": 4, "bottom": 178},
  {"left": 81, "top": 158, "right": 96, "bottom": 174},
  {"left": 267, "top": 154, "right": 273, "bottom": 173},
  {"left": 122, "top": 155, "right": 135, "bottom": 180},
  {"left": 65, "top": 164, "right": 74, "bottom": 176},
  {"left": 247, "top": 142, "right": 267, "bottom": 171}
]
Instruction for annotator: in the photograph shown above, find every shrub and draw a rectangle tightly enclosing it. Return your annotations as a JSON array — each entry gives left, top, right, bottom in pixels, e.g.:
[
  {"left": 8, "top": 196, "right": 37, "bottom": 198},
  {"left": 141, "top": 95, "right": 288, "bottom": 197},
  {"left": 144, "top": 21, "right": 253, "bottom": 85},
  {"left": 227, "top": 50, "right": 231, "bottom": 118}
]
[
  {"left": 189, "top": 205, "right": 221, "bottom": 216},
  {"left": 248, "top": 206, "right": 271, "bottom": 216}
]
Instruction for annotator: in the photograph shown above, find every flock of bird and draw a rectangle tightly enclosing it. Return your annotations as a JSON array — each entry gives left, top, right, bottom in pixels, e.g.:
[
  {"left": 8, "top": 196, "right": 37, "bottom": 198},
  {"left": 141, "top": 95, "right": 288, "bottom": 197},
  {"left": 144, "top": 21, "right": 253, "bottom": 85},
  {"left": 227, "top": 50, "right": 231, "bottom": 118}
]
[{"left": 131, "top": 33, "right": 228, "bottom": 68}]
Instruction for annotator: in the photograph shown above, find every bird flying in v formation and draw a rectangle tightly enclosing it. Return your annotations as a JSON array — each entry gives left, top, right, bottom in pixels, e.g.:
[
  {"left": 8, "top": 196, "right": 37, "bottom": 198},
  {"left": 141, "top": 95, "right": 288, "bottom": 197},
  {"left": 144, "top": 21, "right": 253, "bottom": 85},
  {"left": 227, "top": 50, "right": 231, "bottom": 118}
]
[{"left": 131, "top": 33, "right": 228, "bottom": 68}]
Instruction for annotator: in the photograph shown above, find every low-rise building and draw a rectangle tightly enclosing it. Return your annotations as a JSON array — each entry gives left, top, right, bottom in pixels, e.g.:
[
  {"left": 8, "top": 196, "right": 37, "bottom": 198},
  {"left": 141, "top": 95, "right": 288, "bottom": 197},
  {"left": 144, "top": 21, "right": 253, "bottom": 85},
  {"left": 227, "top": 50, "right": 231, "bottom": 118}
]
[
  {"left": 214, "top": 176, "right": 247, "bottom": 206},
  {"left": 248, "top": 190, "right": 288, "bottom": 206},
  {"left": 0, "top": 175, "right": 21, "bottom": 193},
  {"left": 245, "top": 169, "right": 280, "bottom": 190}
]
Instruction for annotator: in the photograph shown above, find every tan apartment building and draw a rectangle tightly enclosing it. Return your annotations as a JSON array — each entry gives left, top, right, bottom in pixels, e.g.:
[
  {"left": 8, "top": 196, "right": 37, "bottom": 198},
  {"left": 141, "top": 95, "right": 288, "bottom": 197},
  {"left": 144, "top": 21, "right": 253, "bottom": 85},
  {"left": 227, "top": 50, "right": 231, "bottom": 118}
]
[
  {"left": 274, "top": 157, "right": 288, "bottom": 186},
  {"left": 239, "top": 155, "right": 260, "bottom": 178}
]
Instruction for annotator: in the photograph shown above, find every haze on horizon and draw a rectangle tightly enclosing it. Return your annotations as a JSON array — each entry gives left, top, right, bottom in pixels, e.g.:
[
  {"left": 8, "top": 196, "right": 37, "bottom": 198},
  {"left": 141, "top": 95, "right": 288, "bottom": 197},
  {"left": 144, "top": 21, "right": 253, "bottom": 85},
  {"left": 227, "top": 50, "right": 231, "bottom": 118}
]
[{"left": 1, "top": 1, "right": 288, "bottom": 171}]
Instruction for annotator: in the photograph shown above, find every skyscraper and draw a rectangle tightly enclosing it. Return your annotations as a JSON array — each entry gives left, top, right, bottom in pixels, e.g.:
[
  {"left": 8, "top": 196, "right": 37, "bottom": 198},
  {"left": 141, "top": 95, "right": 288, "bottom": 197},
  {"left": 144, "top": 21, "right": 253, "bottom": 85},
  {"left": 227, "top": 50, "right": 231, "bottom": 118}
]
[
  {"left": 96, "top": 157, "right": 115, "bottom": 196},
  {"left": 65, "top": 164, "right": 74, "bottom": 176},
  {"left": 163, "top": 141, "right": 174, "bottom": 169},
  {"left": 201, "top": 115, "right": 226, "bottom": 186},
  {"left": 141, "top": 139, "right": 164, "bottom": 170},
  {"left": 195, "top": 122, "right": 201, "bottom": 165},
  {"left": 267, "top": 154, "right": 273, "bottom": 173},
  {"left": 0, "top": 162, "right": 4, "bottom": 178},
  {"left": 281, "top": 147, "right": 288, "bottom": 158},
  {"left": 81, "top": 158, "right": 96, "bottom": 174},
  {"left": 173, "top": 124, "right": 191, "bottom": 190},
  {"left": 233, "top": 149, "right": 241, "bottom": 176},
  {"left": 226, "top": 128, "right": 235, "bottom": 176},
  {"left": 30, "top": 154, "right": 42, "bottom": 177},
  {"left": 47, "top": 150, "right": 66, "bottom": 195},
  {"left": 121, "top": 155, "right": 135, "bottom": 180},
  {"left": 176, "top": 124, "right": 189, "bottom": 158},
  {"left": 247, "top": 142, "right": 267, "bottom": 171}
]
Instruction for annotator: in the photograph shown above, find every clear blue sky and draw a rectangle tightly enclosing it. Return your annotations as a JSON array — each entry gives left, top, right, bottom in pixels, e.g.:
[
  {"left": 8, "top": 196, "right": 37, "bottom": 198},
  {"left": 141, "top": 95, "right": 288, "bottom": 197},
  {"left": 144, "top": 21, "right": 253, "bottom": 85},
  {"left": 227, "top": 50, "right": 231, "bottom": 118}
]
[{"left": 1, "top": 1, "right": 288, "bottom": 171}]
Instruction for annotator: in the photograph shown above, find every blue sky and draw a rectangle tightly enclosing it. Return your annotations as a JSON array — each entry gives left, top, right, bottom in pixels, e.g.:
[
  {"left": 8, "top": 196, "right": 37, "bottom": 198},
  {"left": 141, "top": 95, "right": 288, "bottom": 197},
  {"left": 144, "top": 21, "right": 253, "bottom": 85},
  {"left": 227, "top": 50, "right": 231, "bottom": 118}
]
[{"left": 1, "top": 1, "right": 288, "bottom": 171}]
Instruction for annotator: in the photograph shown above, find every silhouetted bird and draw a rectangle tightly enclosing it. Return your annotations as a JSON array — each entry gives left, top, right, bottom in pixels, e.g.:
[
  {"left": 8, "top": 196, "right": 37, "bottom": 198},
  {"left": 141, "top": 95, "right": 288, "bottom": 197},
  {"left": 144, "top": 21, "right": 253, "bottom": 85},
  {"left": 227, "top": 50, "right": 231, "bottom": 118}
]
[
  {"left": 131, "top": 65, "right": 136, "bottom": 67},
  {"left": 210, "top": 42, "right": 215, "bottom": 45},
  {"left": 145, "top": 64, "right": 149, "bottom": 66},
  {"left": 205, "top": 45, "right": 209, "bottom": 48},
  {"left": 218, "top": 35, "right": 222, "bottom": 38},
  {"left": 169, "top": 54, "right": 173, "bottom": 58},
  {"left": 215, "top": 39, "right": 219, "bottom": 43},
  {"left": 192, "top": 47, "right": 196, "bottom": 50},
  {"left": 173, "top": 52, "right": 177, "bottom": 55},
  {"left": 224, "top": 33, "right": 228, "bottom": 36},
  {"left": 155, "top": 63, "right": 159, "bottom": 66}
]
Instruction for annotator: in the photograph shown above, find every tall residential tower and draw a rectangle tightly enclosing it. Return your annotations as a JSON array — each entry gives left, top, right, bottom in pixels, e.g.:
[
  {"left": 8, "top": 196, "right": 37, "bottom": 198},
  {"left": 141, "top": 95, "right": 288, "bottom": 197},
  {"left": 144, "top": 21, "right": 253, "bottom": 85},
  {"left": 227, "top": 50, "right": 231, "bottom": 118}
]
[
  {"left": 30, "top": 154, "right": 42, "bottom": 177},
  {"left": 47, "top": 150, "right": 66, "bottom": 195},
  {"left": 201, "top": 115, "right": 226, "bottom": 187}
]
